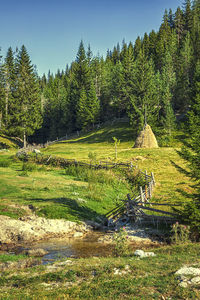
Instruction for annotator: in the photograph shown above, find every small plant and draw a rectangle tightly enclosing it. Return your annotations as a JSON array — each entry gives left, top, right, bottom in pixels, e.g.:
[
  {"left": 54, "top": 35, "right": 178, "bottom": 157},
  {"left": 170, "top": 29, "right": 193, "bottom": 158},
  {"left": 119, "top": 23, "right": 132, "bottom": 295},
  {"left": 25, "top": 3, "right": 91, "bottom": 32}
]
[
  {"left": 22, "top": 162, "right": 37, "bottom": 172},
  {"left": 113, "top": 227, "right": 129, "bottom": 256},
  {"left": 0, "top": 159, "right": 11, "bottom": 167},
  {"left": 113, "top": 137, "right": 120, "bottom": 160},
  {"left": 170, "top": 222, "right": 190, "bottom": 244},
  {"left": 88, "top": 152, "right": 97, "bottom": 164},
  {"left": 16, "top": 149, "right": 29, "bottom": 161}
]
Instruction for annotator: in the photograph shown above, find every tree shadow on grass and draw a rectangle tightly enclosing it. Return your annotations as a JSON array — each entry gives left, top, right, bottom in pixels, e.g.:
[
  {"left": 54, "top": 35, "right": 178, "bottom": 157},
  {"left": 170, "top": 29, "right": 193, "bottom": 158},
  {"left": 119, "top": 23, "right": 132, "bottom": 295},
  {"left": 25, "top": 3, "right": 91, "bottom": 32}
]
[
  {"left": 28, "top": 197, "right": 105, "bottom": 223},
  {"left": 60, "top": 125, "right": 135, "bottom": 145}
]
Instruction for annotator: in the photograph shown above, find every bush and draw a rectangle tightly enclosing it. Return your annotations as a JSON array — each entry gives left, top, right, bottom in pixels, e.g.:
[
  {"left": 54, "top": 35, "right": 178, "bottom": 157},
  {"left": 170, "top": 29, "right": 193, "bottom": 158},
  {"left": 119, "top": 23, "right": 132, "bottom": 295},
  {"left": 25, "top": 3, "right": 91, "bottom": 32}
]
[
  {"left": 16, "top": 149, "right": 29, "bottom": 161},
  {"left": 0, "top": 160, "right": 11, "bottom": 167},
  {"left": 170, "top": 222, "right": 190, "bottom": 244},
  {"left": 113, "top": 227, "right": 129, "bottom": 256},
  {"left": 22, "top": 162, "right": 37, "bottom": 172}
]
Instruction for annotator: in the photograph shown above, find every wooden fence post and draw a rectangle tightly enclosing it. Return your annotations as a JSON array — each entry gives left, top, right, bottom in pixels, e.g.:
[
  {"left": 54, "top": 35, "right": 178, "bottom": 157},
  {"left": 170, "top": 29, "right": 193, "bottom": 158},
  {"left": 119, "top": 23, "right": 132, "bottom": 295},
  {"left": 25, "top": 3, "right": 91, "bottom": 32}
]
[
  {"left": 145, "top": 170, "right": 148, "bottom": 201},
  {"left": 140, "top": 186, "right": 144, "bottom": 204},
  {"left": 148, "top": 182, "right": 152, "bottom": 199},
  {"left": 151, "top": 172, "right": 156, "bottom": 186}
]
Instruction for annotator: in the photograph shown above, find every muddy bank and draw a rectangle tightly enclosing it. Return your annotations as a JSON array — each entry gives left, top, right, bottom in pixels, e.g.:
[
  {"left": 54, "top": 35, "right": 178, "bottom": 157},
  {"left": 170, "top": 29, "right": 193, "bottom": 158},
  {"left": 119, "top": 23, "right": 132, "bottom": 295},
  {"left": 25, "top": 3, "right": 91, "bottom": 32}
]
[
  {"left": 0, "top": 213, "right": 92, "bottom": 250},
  {"left": 0, "top": 205, "right": 163, "bottom": 253}
]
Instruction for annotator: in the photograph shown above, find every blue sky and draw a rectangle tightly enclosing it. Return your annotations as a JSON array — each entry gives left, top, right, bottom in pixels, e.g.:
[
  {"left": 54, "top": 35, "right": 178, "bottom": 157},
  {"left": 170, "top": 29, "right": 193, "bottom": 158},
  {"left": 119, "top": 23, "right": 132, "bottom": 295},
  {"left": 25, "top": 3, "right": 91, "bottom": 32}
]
[{"left": 0, "top": 0, "right": 182, "bottom": 76}]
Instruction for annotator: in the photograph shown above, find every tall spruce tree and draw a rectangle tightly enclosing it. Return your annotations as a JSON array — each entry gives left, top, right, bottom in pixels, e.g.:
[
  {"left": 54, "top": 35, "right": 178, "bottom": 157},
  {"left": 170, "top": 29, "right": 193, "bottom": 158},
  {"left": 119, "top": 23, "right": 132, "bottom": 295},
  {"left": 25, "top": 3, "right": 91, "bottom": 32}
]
[
  {"left": 176, "top": 60, "right": 200, "bottom": 234},
  {"left": 13, "top": 45, "right": 42, "bottom": 147},
  {"left": 175, "top": 32, "right": 193, "bottom": 110},
  {"left": 0, "top": 49, "right": 5, "bottom": 131},
  {"left": 4, "top": 47, "right": 16, "bottom": 132},
  {"left": 128, "top": 48, "right": 158, "bottom": 131},
  {"left": 159, "top": 51, "right": 176, "bottom": 134}
]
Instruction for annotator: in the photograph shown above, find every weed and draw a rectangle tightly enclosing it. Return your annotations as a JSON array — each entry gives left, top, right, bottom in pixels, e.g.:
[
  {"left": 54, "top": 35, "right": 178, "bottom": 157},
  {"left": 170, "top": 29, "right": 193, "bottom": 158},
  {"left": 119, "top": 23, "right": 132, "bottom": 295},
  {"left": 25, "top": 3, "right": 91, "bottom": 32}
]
[
  {"left": 170, "top": 222, "right": 191, "bottom": 244},
  {"left": 22, "top": 162, "right": 37, "bottom": 172},
  {"left": 0, "top": 159, "right": 11, "bottom": 167},
  {"left": 113, "top": 227, "right": 129, "bottom": 256}
]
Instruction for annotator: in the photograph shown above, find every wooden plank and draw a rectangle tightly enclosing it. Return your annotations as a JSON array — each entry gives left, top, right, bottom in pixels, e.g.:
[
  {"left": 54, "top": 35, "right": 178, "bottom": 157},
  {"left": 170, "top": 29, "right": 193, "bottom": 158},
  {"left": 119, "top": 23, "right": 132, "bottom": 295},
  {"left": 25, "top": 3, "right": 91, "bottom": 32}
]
[
  {"left": 140, "top": 186, "right": 144, "bottom": 203},
  {"left": 105, "top": 205, "right": 124, "bottom": 217},
  {"left": 144, "top": 202, "right": 180, "bottom": 206},
  {"left": 134, "top": 204, "right": 178, "bottom": 216}
]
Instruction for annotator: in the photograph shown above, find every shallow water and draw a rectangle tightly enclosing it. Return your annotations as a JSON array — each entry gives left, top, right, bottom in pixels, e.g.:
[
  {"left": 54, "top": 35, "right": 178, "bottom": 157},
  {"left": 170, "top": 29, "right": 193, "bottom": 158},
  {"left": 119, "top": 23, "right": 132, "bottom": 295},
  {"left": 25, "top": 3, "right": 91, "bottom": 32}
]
[{"left": 24, "top": 232, "right": 113, "bottom": 264}]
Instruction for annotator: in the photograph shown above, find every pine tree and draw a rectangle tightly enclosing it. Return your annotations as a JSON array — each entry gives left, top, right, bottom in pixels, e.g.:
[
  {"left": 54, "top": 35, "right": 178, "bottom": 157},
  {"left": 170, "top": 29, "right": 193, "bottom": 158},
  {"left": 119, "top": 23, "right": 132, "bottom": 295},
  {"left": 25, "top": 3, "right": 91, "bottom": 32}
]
[
  {"left": 183, "top": 0, "right": 193, "bottom": 32},
  {"left": 159, "top": 51, "right": 176, "bottom": 134},
  {"left": 175, "top": 32, "right": 193, "bottom": 110},
  {"left": 134, "top": 36, "right": 142, "bottom": 59},
  {"left": 129, "top": 48, "right": 159, "bottom": 130},
  {"left": 142, "top": 33, "right": 150, "bottom": 58},
  {"left": 155, "top": 9, "right": 172, "bottom": 70},
  {"left": 176, "top": 61, "right": 200, "bottom": 234},
  {"left": 76, "top": 87, "right": 88, "bottom": 128},
  {"left": 13, "top": 45, "right": 42, "bottom": 147},
  {"left": 174, "top": 6, "right": 184, "bottom": 45},
  {"left": 168, "top": 8, "right": 175, "bottom": 28},
  {"left": 87, "top": 81, "right": 100, "bottom": 126},
  {"left": 0, "top": 49, "right": 5, "bottom": 131},
  {"left": 4, "top": 47, "right": 17, "bottom": 132},
  {"left": 69, "top": 40, "right": 92, "bottom": 130},
  {"left": 191, "top": 0, "right": 200, "bottom": 62}
]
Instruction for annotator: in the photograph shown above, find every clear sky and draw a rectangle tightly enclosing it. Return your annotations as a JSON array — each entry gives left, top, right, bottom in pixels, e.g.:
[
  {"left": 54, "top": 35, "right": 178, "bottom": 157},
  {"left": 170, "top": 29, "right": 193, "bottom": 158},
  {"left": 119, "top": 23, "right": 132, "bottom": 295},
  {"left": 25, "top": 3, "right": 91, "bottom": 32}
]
[{"left": 0, "top": 0, "right": 183, "bottom": 76}]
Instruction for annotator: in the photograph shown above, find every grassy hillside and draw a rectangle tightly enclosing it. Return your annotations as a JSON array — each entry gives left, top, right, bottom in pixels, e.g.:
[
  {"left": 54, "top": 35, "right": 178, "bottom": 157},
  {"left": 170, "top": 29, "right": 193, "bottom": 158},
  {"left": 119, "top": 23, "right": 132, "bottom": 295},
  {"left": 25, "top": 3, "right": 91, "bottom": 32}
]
[
  {"left": 0, "top": 122, "right": 192, "bottom": 221},
  {"left": 0, "top": 134, "right": 20, "bottom": 149}
]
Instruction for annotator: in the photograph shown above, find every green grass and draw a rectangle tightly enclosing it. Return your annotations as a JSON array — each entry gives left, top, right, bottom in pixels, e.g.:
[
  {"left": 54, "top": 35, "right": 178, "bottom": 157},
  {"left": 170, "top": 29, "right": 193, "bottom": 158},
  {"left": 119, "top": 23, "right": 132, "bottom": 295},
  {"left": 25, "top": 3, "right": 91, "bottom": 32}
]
[
  {"left": 0, "top": 134, "right": 19, "bottom": 149},
  {"left": 0, "top": 254, "right": 26, "bottom": 263},
  {"left": 0, "top": 122, "right": 192, "bottom": 222},
  {"left": 0, "top": 243, "right": 199, "bottom": 299},
  {"left": 0, "top": 154, "right": 130, "bottom": 222}
]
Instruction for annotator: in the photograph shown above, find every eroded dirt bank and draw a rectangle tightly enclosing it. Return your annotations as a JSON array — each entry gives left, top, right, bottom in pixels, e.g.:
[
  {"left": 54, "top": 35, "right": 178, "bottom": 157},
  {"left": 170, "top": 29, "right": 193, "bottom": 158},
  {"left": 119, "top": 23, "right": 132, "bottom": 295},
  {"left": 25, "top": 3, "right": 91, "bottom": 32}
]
[
  {"left": 0, "top": 206, "right": 161, "bottom": 251},
  {"left": 0, "top": 213, "right": 92, "bottom": 250}
]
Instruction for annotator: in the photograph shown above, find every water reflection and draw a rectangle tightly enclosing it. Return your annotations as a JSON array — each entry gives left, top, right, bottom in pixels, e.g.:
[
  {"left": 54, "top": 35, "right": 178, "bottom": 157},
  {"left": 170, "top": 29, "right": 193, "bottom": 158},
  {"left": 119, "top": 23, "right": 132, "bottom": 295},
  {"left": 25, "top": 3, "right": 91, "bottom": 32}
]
[{"left": 29, "top": 232, "right": 113, "bottom": 264}]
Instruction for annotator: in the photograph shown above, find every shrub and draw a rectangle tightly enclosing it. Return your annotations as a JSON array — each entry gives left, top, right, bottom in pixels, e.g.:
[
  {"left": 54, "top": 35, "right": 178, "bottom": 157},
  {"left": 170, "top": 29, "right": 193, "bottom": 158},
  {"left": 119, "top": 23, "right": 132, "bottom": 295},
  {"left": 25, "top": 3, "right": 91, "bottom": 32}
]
[
  {"left": 112, "top": 227, "right": 129, "bottom": 256},
  {"left": 22, "top": 162, "right": 37, "bottom": 172},
  {"left": 16, "top": 149, "right": 29, "bottom": 161},
  {"left": 170, "top": 222, "right": 190, "bottom": 244},
  {"left": 0, "top": 160, "right": 11, "bottom": 167}
]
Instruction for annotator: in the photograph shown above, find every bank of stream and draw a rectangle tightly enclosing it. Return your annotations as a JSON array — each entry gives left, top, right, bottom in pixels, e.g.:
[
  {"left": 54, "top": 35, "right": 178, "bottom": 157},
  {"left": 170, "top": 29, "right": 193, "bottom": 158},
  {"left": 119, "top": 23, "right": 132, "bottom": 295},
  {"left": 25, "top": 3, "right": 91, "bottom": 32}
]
[{"left": 13, "top": 227, "right": 162, "bottom": 265}]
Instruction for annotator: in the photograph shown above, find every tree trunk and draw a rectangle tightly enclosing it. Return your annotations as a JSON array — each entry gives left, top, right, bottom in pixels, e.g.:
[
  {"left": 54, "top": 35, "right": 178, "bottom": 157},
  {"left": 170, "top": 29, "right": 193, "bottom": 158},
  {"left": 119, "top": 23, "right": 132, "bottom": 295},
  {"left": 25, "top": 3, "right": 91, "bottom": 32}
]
[{"left": 23, "top": 130, "right": 27, "bottom": 148}]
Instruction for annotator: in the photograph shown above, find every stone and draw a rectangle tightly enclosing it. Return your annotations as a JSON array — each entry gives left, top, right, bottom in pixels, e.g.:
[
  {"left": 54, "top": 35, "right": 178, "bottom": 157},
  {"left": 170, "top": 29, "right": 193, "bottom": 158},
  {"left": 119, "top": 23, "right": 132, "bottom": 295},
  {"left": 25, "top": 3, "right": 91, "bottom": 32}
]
[
  {"left": 134, "top": 249, "right": 156, "bottom": 258},
  {"left": 175, "top": 267, "right": 200, "bottom": 276},
  {"left": 73, "top": 232, "right": 83, "bottom": 238},
  {"left": 190, "top": 276, "right": 200, "bottom": 284},
  {"left": 179, "top": 281, "right": 188, "bottom": 288}
]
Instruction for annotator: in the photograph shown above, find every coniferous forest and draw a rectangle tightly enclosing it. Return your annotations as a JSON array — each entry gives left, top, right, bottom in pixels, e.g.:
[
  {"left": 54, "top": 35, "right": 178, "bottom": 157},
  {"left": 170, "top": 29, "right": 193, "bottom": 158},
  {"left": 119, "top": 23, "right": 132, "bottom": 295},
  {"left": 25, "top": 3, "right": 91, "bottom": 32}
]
[{"left": 0, "top": 0, "right": 200, "bottom": 145}]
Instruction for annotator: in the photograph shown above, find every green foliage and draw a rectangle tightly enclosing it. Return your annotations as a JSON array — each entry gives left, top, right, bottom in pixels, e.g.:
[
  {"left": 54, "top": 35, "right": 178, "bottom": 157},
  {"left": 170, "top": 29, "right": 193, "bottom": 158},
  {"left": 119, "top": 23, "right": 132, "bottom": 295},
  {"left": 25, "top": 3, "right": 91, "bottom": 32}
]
[
  {"left": 170, "top": 222, "right": 190, "bottom": 244},
  {"left": 1, "top": 2, "right": 200, "bottom": 144},
  {"left": 88, "top": 151, "right": 97, "bottom": 163},
  {"left": 112, "top": 227, "right": 129, "bottom": 256},
  {"left": 0, "top": 254, "right": 26, "bottom": 263},
  {"left": 113, "top": 136, "right": 120, "bottom": 160},
  {"left": 0, "top": 158, "right": 11, "bottom": 167},
  {"left": 22, "top": 162, "right": 37, "bottom": 172},
  {"left": 176, "top": 60, "right": 200, "bottom": 237}
]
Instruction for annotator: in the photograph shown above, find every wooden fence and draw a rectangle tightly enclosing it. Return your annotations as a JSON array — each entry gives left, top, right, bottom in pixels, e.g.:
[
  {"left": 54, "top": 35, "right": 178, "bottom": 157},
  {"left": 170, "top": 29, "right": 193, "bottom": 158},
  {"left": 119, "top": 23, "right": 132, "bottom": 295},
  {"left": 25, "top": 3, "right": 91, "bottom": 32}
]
[
  {"left": 105, "top": 170, "right": 179, "bottom": 227},
  {"left": 32, "top": 153, "right": 179, "bottom": 227},
  {"left": 36, "top": 154, "right": 135, "bottom": 171}
]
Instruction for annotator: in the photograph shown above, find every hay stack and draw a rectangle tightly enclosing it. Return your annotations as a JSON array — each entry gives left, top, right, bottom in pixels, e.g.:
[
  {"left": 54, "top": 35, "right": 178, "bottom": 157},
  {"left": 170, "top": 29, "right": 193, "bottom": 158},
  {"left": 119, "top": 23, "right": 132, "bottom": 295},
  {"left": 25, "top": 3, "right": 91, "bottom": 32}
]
[{"left": 134, "top": 124, "right": 158, "bottom": 148}]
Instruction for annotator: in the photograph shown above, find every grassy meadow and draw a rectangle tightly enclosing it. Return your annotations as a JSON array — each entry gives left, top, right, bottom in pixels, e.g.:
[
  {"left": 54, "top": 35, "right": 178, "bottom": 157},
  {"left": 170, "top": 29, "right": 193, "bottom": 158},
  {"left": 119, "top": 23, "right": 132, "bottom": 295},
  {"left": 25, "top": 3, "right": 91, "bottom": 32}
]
[
  {"left": 0, "top": 121, "right": 192, "bottom": 221},
  {"left": 0, "top": 122, "right": 199, "bottom": 299},
  {"left": 0, "top": 243, "right": 200, "bottom": 299}
]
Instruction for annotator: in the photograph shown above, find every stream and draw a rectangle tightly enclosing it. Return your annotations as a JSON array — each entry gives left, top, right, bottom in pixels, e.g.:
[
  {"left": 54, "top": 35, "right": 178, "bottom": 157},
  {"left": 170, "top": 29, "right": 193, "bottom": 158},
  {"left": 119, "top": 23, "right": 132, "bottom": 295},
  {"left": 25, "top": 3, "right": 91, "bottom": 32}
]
[{"left": 20, "top": 232, "right": 114, "bottom": 264}]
